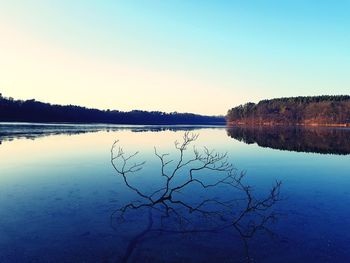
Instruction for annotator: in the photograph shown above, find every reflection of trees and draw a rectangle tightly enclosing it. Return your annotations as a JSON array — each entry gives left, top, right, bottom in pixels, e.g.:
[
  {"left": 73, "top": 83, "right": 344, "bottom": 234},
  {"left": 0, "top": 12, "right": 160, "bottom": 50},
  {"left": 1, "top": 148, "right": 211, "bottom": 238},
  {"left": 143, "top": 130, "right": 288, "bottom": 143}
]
[
  {"left": 0, "top": 130, "right": 93, "bottom": 143},
  {"left": 0, "top": 124, "right": 104, "bottom": 143},
  {"left": 227, "top": 126, "right": 350, "bottom": 155},
  {"left": 130, "top": 125, "right": 220, "bottom": 133},
  {"left": 0, "top": 123, "right": 222, "bottom": 144},
  {"left": 111, "top": 132, "right": 282, "bottom": 262}
]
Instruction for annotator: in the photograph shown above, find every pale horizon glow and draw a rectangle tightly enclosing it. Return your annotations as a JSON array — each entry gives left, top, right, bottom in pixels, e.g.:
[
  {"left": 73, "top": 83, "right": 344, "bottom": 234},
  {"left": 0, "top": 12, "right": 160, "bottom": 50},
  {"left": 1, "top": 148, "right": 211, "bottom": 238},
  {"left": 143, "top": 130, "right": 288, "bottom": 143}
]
[{"left": 0, "top": 1, "right": 349, "bottom": 115}]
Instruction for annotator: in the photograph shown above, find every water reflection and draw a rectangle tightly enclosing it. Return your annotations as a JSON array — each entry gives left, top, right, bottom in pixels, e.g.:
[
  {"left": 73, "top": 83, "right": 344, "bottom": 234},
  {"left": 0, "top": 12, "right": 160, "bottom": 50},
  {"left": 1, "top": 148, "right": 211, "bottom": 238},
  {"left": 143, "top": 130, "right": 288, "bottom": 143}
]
[
  {"left": 0, "top": 123, "right": 222, "bottom": 144},
  {"left": 1, "top": 125, "right": 349, "bottom": 262},
  {"left": 111, "top": 132, "right": 282, "bottom": 262},
  {"left": 227, "top": 125, "right": 350, "bottom": 155}
]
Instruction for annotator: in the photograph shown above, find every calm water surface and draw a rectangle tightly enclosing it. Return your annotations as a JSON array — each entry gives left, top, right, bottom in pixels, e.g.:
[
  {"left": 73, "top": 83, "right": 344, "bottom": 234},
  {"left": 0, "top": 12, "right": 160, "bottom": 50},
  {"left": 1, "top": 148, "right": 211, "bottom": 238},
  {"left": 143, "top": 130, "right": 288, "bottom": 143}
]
[{"left": 0, "top": 123, "right": 350, "bottom": 262}]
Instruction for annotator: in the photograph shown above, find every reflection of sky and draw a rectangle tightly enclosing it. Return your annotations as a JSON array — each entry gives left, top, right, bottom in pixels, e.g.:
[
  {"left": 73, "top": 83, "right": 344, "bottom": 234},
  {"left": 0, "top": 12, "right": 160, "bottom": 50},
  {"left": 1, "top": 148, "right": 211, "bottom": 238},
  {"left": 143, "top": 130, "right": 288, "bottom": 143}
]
[
  {"left": 1, "top": 127, "right": 349, "bottom": 185},
  {"left": 0, "top": 127, "right": 350, "bottom": 261}
]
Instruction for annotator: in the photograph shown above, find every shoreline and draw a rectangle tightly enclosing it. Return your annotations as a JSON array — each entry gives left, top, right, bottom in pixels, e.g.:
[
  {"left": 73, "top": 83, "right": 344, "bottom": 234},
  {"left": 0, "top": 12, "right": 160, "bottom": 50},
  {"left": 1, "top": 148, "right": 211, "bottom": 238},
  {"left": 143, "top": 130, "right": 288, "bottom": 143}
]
[
  {"left": 226, "top": 122, "right": 350, "bottom": 128},
  {"left": 0, "top": 121, "right": 226, "bottom": 126}
]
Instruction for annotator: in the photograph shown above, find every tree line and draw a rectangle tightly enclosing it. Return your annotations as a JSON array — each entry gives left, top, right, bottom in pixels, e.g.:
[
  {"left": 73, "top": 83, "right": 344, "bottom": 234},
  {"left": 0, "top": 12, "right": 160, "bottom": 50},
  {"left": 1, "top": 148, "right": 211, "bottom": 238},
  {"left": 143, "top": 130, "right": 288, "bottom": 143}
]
[
  {"left": 0, "top": 94, "right": 224, "bottom": 124},
  {"left": 226, "top": 95, "right": 350, "bottom": 126}
]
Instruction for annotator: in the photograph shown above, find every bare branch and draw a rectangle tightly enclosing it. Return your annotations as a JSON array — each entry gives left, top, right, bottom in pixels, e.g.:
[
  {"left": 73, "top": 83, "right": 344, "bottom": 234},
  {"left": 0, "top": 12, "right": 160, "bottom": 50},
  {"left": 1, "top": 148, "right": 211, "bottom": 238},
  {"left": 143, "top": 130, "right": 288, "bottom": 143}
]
[{"left": 110, "top": 132, "right": 282, "bottom": 262}]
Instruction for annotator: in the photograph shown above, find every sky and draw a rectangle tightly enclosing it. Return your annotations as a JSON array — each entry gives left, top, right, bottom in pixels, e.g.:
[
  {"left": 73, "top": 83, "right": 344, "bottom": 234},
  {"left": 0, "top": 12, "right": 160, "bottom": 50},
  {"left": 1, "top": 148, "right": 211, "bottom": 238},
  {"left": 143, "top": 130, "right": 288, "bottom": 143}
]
[{"left": 0, "top": 0, "right": 349, "bottom": 115}]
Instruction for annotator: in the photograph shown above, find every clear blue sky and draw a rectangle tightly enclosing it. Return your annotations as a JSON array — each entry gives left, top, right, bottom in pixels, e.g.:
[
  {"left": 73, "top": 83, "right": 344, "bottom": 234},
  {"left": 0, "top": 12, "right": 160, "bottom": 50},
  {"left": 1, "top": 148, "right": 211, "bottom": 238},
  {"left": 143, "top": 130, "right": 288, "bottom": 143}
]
[{"left": 0, "top": 0, "right": 349, "bottom": 115}]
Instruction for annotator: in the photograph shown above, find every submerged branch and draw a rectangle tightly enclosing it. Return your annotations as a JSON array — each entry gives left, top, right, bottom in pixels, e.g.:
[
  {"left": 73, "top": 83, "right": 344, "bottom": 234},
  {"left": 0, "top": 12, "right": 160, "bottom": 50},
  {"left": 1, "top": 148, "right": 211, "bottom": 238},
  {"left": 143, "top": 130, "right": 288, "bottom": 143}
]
[{"left": 110, "top": 132, "right": 282, "bottom": 262}]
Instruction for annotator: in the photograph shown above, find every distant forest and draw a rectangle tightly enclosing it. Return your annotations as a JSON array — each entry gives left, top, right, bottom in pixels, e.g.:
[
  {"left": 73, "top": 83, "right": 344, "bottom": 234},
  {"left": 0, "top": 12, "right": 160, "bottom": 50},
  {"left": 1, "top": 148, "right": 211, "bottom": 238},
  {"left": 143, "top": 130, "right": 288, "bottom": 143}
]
[
  {"left": 0, "top": 94, "right": 224, "bottom": 125},
  {"left": 226, "top": 96, "right": 350, "bottom": 126}
]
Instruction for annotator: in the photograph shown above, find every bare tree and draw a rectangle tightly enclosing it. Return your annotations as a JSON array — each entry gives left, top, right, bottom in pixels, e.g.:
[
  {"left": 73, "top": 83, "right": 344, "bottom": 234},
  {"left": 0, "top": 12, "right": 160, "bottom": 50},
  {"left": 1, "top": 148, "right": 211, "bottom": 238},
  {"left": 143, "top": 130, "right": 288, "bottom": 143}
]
[{"left": 110, "top": 132, "right": 282, "bottom": 262}]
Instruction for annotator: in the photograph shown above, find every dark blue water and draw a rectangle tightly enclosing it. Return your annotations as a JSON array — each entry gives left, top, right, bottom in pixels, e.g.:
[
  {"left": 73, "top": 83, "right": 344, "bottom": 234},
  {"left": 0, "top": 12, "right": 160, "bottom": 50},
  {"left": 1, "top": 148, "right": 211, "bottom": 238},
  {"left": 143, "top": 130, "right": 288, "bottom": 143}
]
[{"left": 0, "top": 123, "right": 349, "bottom": 262}]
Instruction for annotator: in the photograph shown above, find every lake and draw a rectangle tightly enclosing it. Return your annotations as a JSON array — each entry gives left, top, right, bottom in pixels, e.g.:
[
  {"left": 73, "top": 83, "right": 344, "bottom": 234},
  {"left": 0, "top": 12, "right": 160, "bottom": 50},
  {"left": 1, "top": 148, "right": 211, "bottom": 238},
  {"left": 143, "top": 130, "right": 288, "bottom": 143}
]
[{"left": 0, "top": 123, "right": 350, "bottom": 263}]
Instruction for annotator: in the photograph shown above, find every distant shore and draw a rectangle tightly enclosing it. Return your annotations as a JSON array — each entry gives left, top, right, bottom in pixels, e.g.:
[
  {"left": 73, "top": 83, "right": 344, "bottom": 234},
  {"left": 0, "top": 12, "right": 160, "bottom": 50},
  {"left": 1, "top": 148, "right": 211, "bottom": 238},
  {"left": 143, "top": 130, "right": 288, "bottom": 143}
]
[
  {"left": 0, "top": 120, "right": 226, "bottom": 126},
  {"left": 226, "top": 122, "right": 350, "bottom": 127},
  {"left": 0, "top": 95, "right": 225, "bottom": 125},
  {"left": 226, "top": 96, "right": 350, "bottom": 127}
]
